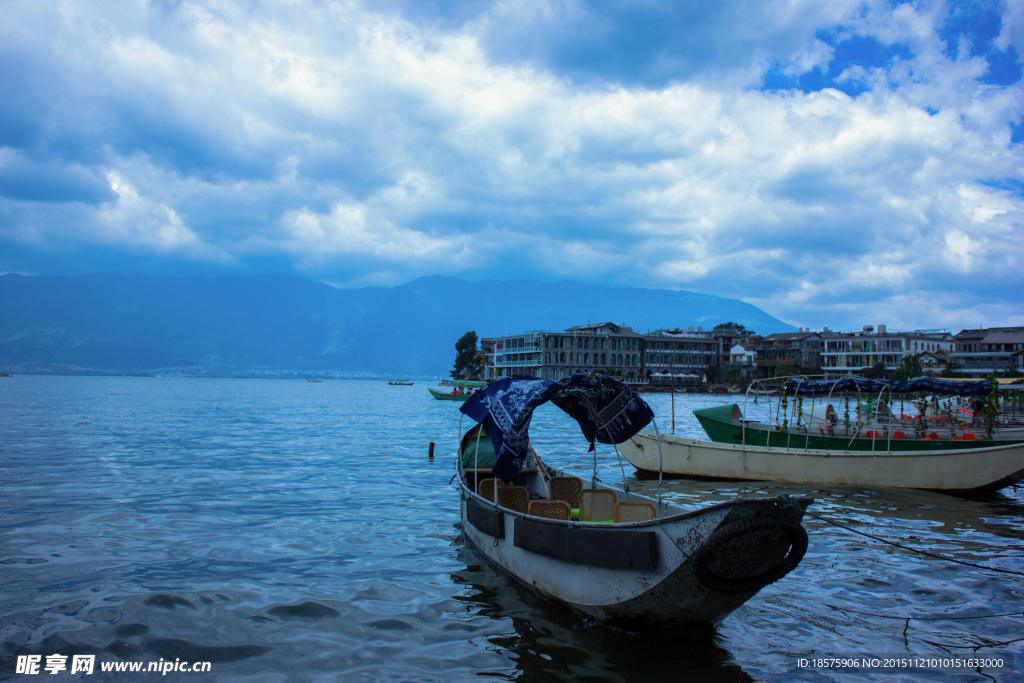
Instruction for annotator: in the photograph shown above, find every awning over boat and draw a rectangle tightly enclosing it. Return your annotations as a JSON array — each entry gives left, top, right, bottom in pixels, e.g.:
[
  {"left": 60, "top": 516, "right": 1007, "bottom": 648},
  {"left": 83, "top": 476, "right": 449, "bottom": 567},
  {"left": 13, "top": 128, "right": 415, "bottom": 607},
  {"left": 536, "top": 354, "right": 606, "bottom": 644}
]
[
  {"left": 460, "top": 373, "right": 655, "bottom": 483},
  {"left": 784, "top": 376, "right": 992, "bottom": 397}
]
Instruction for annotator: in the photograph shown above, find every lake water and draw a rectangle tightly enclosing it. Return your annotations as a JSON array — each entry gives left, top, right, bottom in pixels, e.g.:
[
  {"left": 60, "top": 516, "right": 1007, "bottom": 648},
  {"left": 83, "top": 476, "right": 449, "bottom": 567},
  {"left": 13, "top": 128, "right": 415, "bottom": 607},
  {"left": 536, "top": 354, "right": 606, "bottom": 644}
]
[{"left": 1, "top": 376, "right": 1022, "bottom": 682}]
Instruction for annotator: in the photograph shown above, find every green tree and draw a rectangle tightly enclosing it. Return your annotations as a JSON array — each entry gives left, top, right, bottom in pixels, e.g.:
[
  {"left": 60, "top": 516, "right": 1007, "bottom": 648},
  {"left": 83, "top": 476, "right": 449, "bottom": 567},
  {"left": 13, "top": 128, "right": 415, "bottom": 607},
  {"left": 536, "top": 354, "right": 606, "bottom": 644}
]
[
  {"left": 893, "top": 353, "right": 923, "bottom": 380},
  {"left": 713, "top": 322, "right": 752, "bottom": 336},
  {"left": 774, "top": 361, "right": 794, "bottom": 378},
  {"left": 704, "top": 364, "right": 720, "bottom": 383},
  {"left": 726, "top": 367, "right": 746, "bottom": 385},
  {"left": 863, "top": 361, "right": 887, "bottom": 379},
  {"left": 451, "top": 331, "right": 481, "bottom": 379}
]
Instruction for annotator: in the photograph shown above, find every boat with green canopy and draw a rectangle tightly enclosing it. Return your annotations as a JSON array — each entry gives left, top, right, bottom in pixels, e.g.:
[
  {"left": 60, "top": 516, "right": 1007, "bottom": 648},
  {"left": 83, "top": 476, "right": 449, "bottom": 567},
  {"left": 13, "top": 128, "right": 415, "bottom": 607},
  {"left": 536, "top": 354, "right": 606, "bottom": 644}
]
[
  {"left": 618, "top": 376, "right": 1024, "bottom": 493},
  {"left": 695, "top": 376, "right": 1024, "bottom": 452},
  {"left": 429, "top": 380, "right": 487, "bottom": 401}
]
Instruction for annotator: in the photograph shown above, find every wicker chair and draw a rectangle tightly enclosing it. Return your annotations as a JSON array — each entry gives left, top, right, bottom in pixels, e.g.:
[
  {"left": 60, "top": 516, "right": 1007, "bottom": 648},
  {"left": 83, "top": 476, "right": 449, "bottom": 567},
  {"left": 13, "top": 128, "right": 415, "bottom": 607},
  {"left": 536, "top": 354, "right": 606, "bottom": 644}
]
[
  {"left": 527, "top": 500, "right": 571, "bottom": 520},
  {"left": 477, "top": 478, "right": 504, "bottom": 502},
  {"left": 498, "top": 486, "right": 530, "bottom": 514},
  {"left": 549, "top": 476, "right": 583, "bottom": 510},
  {"left": 579, "top": 489, "right": 618, "bottom": 522},
  {"left": 613, "top": 500, "right": 657, "bottom": 523}
]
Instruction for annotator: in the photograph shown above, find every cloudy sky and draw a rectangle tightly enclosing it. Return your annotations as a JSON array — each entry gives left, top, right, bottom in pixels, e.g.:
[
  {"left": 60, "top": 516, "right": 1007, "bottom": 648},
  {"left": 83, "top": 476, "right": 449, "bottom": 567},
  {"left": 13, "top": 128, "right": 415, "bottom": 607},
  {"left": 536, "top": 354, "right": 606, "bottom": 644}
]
[{"left": 2, "top": 0, "right": 1022, "bottom": 331}]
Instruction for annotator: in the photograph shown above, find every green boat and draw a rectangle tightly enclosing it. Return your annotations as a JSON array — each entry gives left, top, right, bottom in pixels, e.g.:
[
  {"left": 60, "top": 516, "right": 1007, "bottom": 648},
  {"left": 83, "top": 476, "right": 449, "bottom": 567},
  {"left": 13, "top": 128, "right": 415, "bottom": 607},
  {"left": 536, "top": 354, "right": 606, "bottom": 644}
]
[
  {"left": 429, "top": 381, "right": 486, "bottom": 401},
  {"left": 429, "top": 387, "right": 471, "bottom": 401},
  {"left": 694, "top": 404, "right": 1023, "bottom": 452}
]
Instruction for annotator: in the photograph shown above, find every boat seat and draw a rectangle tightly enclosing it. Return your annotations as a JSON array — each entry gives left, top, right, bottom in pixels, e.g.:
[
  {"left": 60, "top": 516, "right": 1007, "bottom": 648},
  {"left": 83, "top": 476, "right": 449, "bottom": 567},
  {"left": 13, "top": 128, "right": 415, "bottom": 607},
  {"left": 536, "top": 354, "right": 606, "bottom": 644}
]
[
  {"left": 527, "top": 500, "right": 571, "bottom": 520},
  {"left": 477, "top": 478, "right": 504, "bottom": 502},
  {"left": 892, "top": 431, "right": 905, "bottom": 439},
  {"left": 613, "top": 501, "right": 656, "bottom": 523},
  {"left": 497, "top": 486, "right": 529, "bottom": 514},
  {"left": 924, "top": 432, "right": 938, "bottom": 440},
  {"left": 579, "top": 489, "right": 617, "bottom": 522},
  {"left": 549, "top": 476, "right": 583, "bottom": 509}
]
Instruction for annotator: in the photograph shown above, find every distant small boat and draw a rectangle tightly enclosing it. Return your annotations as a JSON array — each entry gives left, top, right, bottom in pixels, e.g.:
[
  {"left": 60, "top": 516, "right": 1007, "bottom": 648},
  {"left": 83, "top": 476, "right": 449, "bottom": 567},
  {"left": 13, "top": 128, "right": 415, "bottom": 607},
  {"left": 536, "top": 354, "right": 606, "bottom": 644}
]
[
  {"left": 429, "top": 387, "right": 470, "bottom": 401},
  {"left": 307, "top": 379, "right": 322, "bottom": 382},
  {"left": 389, "top": 379, "right": 415, "bottom": 386}
]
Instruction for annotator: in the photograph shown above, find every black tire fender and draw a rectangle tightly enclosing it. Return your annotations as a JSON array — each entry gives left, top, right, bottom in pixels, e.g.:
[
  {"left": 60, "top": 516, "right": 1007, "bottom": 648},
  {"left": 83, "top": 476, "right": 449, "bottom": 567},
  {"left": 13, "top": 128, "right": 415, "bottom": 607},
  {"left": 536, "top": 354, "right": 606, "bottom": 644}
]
[{"left": 691, "top": 517, "right": 808, "bottom": 594}]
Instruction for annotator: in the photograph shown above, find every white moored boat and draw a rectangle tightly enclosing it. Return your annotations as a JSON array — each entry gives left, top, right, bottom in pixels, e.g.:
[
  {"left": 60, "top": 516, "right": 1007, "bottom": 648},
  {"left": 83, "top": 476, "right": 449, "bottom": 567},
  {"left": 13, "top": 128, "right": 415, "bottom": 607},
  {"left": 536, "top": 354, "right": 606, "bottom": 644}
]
[
  {"left": 624, "top": 375, "right": 1024, "bottom": 493},
  {"left": 456, "top": 373, "right": 813, "bottom": 629},
  {"left": 618, "top": 431, "right": 1024, "bottom": 494}
]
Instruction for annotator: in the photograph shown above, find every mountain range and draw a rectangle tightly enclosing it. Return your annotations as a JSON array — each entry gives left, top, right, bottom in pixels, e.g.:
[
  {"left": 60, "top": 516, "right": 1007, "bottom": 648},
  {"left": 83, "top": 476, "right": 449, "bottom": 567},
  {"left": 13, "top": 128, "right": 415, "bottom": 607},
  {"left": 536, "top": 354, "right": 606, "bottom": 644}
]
[{"left": 0, "top": 273, "right": 794, "bottom": 375}]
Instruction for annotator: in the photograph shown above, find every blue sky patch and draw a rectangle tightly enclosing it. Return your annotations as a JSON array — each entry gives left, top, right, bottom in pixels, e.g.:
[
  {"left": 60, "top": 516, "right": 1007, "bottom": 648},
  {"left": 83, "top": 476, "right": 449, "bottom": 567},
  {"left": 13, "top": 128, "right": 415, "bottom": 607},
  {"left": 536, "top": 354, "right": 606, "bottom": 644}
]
[
  {"left": 762, "top": 35, "right": 912, "bottom": 96},
  {"left": 980, "top": 178, "right": 1024, "bottom": 196},
  {"left": 940, "top": 0, "right": 1022, "bottom": 84}
]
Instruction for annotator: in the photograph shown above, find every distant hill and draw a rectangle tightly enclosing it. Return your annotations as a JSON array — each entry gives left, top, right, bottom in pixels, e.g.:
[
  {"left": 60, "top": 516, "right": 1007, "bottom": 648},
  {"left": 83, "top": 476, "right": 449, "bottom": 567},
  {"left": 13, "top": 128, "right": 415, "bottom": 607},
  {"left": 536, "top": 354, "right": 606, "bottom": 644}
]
[{"left": 0, "top": 273, "right": 794, "bottom": 375}]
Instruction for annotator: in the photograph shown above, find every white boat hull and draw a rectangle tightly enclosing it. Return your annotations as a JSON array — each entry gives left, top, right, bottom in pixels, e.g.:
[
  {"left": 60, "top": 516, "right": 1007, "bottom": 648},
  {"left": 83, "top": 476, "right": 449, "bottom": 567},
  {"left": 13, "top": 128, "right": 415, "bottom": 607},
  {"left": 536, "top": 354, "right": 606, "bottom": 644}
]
[
  {"left": 619, "top": 431, "right": 1024, "bottom": 493},
  {"left": 459, "top": 479, "right": 811, "bottom": 629}
]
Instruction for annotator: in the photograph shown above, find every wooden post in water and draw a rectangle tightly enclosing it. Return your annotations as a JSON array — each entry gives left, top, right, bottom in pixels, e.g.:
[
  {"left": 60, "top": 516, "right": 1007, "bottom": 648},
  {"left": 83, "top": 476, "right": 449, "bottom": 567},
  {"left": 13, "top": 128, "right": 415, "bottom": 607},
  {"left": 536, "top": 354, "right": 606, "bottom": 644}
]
[
  {"left": 428, "top": 442, "right": 435, "bottom": 459},
  {"left": 671, "top": 389, "right": 675, "bottom": 433}
]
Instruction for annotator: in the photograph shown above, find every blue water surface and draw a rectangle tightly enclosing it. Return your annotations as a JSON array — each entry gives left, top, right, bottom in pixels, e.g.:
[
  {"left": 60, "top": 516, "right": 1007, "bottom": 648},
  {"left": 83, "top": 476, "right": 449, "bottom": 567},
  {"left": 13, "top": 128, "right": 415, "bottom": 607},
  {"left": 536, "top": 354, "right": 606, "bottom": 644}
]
[{"left": 1, "top": 376, "right": 1022, "bottom": 682}]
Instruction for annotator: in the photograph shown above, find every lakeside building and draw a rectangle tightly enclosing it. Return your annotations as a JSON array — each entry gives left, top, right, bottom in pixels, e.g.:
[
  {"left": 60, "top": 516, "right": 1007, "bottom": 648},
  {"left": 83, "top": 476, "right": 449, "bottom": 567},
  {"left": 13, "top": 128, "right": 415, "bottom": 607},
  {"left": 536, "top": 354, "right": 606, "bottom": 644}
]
[
  {"left": 819, "top": 325, "right": 954, "bottom": 379},
  {"left": 950, "top": 327, "right": 1024, "bottom": 378},
  {"left": 484, "top": 322, "right": 644, "bottom": 382},
  {"left": 643, "top": 327, "right": 721, "bottom": 385},
  {"left": 483, "top": 322, "right": 720, "bottom": 383},
  {"left": 753, "top": 330, "right": 823, "bottom": 378},
  {"left": 478, "top": 322, "right": 1022, "bottom": 384},
  {"left": 727, "top": 342, "right": 757, "bottom": 380}
]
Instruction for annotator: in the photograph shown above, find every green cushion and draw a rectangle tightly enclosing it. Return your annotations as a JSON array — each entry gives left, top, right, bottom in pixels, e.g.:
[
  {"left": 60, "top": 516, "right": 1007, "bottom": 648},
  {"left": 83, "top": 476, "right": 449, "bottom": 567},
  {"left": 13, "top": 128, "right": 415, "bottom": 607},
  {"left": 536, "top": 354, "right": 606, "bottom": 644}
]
[{"left": 461, "top": 436, "right": 496, "bottom": 468}]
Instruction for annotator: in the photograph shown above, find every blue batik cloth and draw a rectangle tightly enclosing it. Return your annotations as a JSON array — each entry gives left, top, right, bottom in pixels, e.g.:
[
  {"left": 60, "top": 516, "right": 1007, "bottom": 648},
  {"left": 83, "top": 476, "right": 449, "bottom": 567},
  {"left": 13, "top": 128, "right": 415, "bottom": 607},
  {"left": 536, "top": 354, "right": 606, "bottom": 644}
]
[{"left": 460, "top": 373, "right": 654, "bottom": 483}]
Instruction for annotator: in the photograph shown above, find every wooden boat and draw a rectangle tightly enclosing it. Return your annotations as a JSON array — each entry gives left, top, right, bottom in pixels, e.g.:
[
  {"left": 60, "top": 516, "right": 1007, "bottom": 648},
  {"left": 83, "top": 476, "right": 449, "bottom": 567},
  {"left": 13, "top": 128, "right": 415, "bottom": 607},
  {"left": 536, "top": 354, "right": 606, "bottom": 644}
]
[
  {"left": 388, "top": 379, "right": 414, "bottom": 385},
  {"left": 430, "top": 386, "right": 470, "bottom": 401},
  {"left": 456, "top": 374, "right": 813, "bottom": 629},
  {"left": 619, "top": 423, "right": 1024, "bottom": 494},
  {"left": 694, "top": 404, "right": 1024, "bottom": 452},
  {"left": 430, "top": 380, "right": 486, "bottom": 401}
]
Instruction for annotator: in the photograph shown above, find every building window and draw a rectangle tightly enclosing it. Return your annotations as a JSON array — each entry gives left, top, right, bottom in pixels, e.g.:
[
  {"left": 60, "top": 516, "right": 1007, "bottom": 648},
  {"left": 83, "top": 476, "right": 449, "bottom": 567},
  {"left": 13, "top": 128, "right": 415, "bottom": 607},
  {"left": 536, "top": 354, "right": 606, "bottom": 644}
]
[
  {"left": 601, "top": 353, "right": 606, "bottom": 364},
  {"left": 560, "top": 352, "right": 565, "bottom": 363},
  {"left": 544, "top": 352, "right": 550, "bottom": 363},
  {"left": 577, "top": 352, "right": 582, "bottom": 363}
]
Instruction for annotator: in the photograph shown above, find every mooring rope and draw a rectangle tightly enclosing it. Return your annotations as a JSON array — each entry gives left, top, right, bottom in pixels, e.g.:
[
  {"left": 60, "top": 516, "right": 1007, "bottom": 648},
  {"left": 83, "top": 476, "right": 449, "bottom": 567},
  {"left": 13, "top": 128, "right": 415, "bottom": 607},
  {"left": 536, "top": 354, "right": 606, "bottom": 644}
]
[
  {"left": 799, "top": 505, "right": 1024, "bottom": 578},
  {"left": 827, "top": 605, "right": 1024, "bottom": 622}
]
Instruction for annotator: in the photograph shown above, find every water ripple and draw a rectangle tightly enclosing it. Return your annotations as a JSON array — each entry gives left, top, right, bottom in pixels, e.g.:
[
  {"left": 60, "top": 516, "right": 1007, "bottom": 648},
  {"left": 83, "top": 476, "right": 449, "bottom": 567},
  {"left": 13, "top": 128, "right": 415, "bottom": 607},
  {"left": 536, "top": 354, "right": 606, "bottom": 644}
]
[{"left": 1, "top": 377, "right": 1022, "bottom": 681}]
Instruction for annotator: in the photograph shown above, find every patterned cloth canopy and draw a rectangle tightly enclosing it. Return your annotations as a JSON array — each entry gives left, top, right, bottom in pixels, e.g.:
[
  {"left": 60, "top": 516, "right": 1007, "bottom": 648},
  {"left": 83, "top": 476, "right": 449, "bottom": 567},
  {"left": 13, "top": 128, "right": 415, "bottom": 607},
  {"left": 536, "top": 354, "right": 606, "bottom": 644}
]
[
  {"left": 784, "top": 376, "right": 992, "bottom": 397},
  {"left": 460, "top": 373, "right": 655, "bottom": 483}
]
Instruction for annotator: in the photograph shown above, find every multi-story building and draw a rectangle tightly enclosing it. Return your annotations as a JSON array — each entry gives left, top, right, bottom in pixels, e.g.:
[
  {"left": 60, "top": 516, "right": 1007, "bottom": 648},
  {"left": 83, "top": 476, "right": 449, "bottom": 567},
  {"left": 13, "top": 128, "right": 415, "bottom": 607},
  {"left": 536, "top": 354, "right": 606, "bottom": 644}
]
[
  {"left": 727, "top": 342, "right": 757, "bottom": 379},
  {"left": 643, "top": 327, "right": 721, "bottom": 383},
  {"left": 487, "top": 322, "right": 644, "bottom": 381},
  {"left": 483, "top": 321, "right": 721, "bottom": 383},
  {"left": 950, "top": 327, "right": 1024, "bottom": 378},
  {"left": 710, "top": 328, "right": 752, "bottom": 369},
  {"left": 820, "top": 325, "right": 954, "bottom": 379},
  {"left": 754, "top": 330, "right": 823, "bottom": 377}
]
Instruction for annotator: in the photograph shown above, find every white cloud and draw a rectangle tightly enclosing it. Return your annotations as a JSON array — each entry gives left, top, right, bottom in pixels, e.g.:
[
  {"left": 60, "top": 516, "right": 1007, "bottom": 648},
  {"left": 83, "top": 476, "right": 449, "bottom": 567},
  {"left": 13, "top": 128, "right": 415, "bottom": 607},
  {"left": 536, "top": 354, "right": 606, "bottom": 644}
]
[{"left": 0, "top": 0, "right": 1021, "bottom": 329}]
